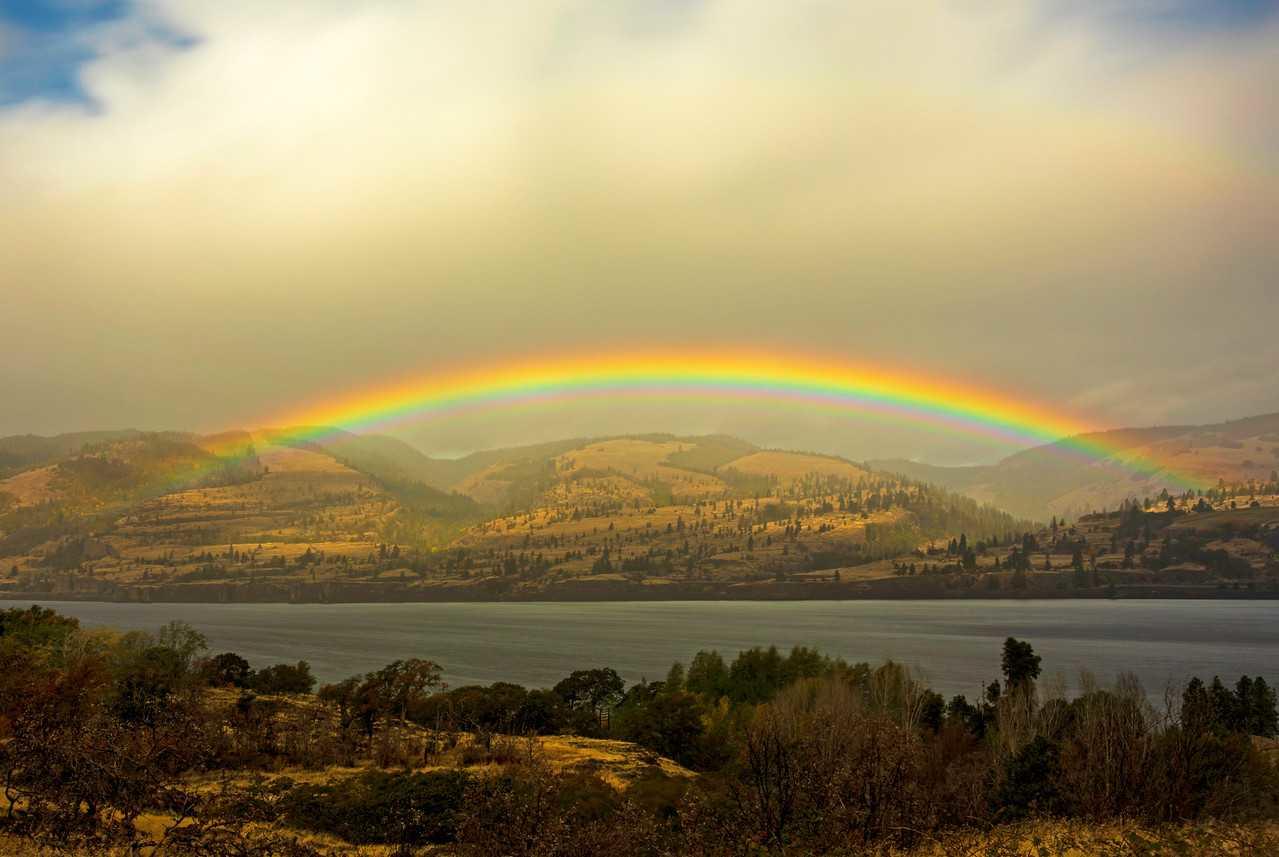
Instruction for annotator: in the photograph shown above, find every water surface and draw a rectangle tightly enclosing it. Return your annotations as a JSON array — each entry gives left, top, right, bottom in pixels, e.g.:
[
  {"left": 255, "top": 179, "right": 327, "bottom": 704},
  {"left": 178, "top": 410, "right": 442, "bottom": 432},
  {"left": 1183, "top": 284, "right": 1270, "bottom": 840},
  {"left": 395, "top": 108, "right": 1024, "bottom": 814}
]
[{"left": 12, "top": 599, "right": 1277, "bottom": 699}]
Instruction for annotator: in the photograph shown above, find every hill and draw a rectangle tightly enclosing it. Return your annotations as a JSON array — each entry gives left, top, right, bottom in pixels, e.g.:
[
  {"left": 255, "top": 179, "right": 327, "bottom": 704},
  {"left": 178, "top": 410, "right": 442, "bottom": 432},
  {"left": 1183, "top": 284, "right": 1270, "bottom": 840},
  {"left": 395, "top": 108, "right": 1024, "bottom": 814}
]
[
  {"left": 0, "top": 430, "right": 143, "bottom": 478},
  {"left": 0, "top": 431, "right": 1047, "bottom": 602},
  {"left": 873, "top": 412, "right": 1279, "bottom": 521},
  {"left": 2, "top": 425, "right": 1276, "bottom": 603}
]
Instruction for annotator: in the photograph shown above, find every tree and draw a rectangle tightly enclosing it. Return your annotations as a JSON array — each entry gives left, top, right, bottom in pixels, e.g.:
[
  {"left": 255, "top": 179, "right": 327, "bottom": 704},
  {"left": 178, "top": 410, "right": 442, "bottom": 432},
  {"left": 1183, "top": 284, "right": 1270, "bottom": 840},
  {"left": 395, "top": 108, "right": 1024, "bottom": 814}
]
[
  {"left": 200, "top": 651, "right": 252, "bottom": 688},
  {"left": 553, "top": 668, "right": 624, "bottom": 713},
  {"left": 113, "top": 645, "right": 187, "bottom": 726},
  {"left": 727, "top": 646, "right": 789, "bottom": 704},
  {"left": 367, "top": 658, "right": 443, "bottom": 722},
  {"left": 616, "top": 691, "right": 706, "bottom": 766},
  {"left": 250, "top": 660, "right": 316, "bottom": 695},
  {"left": 0, "top": 605, "right": 80, "bottom": 647},
  {"left": 1240, "top": 675, "right": 1278, "bottom": 737},
  {"left": 319, "top": 676, "right": 364, "bottom": 734},
  {"left": 1209, "top": 676, "right": 1240, "bottom": 732},
  {"left": 156, "top": 620, "right": 208, "bottom": 674},
  {"left": 664, "top": 661, "right": 686, "bottom": 692},
  {"left": 1000, "top": 637, "right": 1041, "bottom": 689},
  {"left": 1181, "top": 677, "right": 1214, "bottom": 734},
  {"left": 685, "top": 650, "right": 729, "bottom": 698}
]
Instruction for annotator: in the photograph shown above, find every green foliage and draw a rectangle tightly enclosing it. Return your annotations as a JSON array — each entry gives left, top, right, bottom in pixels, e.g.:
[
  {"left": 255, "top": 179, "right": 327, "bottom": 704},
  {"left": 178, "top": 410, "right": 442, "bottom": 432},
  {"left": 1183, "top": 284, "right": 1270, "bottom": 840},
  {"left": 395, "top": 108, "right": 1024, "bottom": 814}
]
[
  {"left": 992, "top": 736, "right": 1065, "bottom": 820},
  {"left": 685, "top": 650, "right": 729, "bottom": 698},
  {"left": 0, "top": 604, "right": 79, "bottom": 649},
  {"left": 1001, "top": 637, "right": 1042, "bottom": 688},
  {"left": 553, "top": 667, "right": 625, "bottom": 713},
  {"left": 250, "top": 660, "right": 317, "bottom": 695},
  {"left": 413, "top": 682, "right": 568, "bottom": 734},
  {"left": 614, "top": 689, "right": 707, "bottom": 767},
  {"left": 200, "top": 651, "right": 253, "bottom": 687},
  {"left": 1183, "top": 674, "right": 1278, "bottom": 737}
]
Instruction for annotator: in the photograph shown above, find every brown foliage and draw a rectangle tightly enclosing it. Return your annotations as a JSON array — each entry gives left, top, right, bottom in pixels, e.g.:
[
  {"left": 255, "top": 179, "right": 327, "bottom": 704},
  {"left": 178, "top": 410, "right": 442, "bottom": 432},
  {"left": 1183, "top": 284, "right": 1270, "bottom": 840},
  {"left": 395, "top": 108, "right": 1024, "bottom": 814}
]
[{"left": 454, "top": 762, "right": 667, "bottom": 857}]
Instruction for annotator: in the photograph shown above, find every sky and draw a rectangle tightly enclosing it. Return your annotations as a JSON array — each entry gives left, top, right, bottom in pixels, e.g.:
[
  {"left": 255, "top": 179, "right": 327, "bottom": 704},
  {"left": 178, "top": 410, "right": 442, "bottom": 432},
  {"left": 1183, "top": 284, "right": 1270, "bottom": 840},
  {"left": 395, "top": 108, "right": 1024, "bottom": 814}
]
[{"left": 1, "top": 0, "right": 1277, "bottom": 463}]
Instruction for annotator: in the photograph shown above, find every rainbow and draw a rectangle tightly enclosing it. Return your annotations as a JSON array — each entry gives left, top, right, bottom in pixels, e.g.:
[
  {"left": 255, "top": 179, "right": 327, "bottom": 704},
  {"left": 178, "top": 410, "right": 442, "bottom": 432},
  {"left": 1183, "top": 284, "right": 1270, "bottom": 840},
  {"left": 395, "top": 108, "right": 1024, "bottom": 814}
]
[{"left": 216, "top": 347, "right": 1204, "bottom": 490}]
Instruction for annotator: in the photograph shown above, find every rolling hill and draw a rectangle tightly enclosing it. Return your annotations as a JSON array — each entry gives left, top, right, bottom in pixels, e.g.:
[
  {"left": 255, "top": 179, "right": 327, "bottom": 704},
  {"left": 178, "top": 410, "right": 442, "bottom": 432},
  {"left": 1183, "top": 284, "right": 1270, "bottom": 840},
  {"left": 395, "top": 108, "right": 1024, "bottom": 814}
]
[
  {"left": 0, "top": 429, "right": 1038, "bottom": 601},
  {"left": 873, "top": 412, "right": 1279, "bottom": 521},
  {"left": 1, "top": 422, "right": 1275, "bottom": 603}
]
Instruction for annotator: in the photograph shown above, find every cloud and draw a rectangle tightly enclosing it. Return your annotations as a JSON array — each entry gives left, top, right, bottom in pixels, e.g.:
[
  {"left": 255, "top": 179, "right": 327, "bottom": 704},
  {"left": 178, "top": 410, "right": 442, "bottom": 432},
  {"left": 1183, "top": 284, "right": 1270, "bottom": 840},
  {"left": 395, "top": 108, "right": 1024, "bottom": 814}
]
[{"left": 1, "top": 1, "right": 1276, "bottom": 459}]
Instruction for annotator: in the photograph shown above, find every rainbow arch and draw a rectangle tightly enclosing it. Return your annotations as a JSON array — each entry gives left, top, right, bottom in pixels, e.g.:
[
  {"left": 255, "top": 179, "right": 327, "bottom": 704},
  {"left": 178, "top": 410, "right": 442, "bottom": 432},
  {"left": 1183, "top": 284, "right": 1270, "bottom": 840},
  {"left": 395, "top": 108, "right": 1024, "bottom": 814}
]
[{"left": 229, "top": 348, "right": 1202, "bottom": 490}]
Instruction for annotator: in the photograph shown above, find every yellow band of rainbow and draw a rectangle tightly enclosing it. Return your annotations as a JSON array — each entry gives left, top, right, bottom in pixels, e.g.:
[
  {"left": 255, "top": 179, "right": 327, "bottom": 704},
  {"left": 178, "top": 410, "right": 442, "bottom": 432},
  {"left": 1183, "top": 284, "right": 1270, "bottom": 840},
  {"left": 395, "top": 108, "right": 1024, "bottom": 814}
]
[{"left": 231, "top": 347, "right": 1203, "bottom": 491}]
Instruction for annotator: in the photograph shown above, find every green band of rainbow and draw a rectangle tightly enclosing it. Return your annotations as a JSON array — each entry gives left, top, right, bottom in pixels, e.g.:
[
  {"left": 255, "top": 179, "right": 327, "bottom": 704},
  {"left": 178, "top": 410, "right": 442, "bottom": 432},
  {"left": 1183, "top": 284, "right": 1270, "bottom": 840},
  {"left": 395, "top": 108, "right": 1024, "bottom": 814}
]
[{"left": 232, "top": 348, "right": 1203, "bottom": 491}]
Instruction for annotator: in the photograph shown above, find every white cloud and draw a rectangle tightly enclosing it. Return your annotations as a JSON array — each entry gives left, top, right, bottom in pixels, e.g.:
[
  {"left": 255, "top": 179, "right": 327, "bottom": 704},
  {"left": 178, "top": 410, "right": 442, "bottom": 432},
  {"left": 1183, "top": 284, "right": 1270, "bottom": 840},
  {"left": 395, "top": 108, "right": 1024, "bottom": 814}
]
[{"left": 1, "top": 0, "right": 1276, "bottom": 455}]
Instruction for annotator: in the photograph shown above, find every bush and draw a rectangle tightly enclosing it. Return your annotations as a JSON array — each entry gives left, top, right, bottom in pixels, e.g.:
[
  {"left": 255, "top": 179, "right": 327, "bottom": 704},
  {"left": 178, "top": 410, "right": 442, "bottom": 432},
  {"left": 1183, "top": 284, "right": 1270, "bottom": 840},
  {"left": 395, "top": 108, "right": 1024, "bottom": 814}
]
[
  {"left": 249, "top": 660, "right": 316, "bottom": 695},
  {"left": 412, "top": 682, "right": 568, "bottom": 735},
  {"left": 454, "top": 765, "right": 664, "bottom": 857},
  {"left": 614, "top": 690, "right": 707, "bottom": 768},
  {"left": 991, "top": 735, "right": 1065, "bottom": 820},
  {"left": 1141, "top": 728, "right": 1279, "bottom": 821},
  {"left": 199, "top": 651, "right": 252, "bottom": 688},
  {"left": 280, "top": 769, "right": 469, "bottom": 847}
]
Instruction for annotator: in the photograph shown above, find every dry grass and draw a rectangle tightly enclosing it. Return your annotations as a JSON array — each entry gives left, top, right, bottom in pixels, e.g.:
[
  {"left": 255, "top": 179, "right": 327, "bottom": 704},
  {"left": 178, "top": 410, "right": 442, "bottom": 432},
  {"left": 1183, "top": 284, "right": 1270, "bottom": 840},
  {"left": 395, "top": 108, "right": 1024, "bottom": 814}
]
[
  {"left": 723, "top": 450, "right": 868, "bottom": 486},
  {"left": 894, "top": 819, "right": 1279, "bottom": 856},
  {"left": 4, "top": 817, "right": 1276, "bottom": 856},
  {"left": 556, "top": 439, "right": 727, "bottom": 498},
  {"left": 0, "top": 465, "right": 61, "bottom": 508}
]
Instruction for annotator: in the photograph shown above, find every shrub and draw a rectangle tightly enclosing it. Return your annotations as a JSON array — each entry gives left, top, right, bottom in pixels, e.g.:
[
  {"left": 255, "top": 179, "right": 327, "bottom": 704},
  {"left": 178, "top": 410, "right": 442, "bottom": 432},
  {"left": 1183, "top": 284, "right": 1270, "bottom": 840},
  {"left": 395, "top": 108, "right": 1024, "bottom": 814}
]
[
  {"left": 614, "top": 690, "right": 707, "bottom": 768},
  {"left": 454, "top": 765, "right": 664, "bottom": 857},
  {"left": 280, "top": 769, "right": 469, "bottom": 848},
  {"left": 199, "top": 651, "right": 252, "bottom": 688},
  {"left": 991, "top": 735, "right": 1065, "bottom": 820},
  {"left": 250, "top": 660, "right": 316, "bottom": 695}
]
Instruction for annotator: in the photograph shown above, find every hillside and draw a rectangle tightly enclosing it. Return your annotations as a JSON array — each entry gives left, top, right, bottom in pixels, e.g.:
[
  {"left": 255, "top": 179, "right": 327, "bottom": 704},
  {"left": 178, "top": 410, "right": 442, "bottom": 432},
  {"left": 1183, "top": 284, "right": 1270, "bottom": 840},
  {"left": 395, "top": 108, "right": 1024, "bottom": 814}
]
[
  {"left": 0, "top": 431, "right": 1043, "bottom": 602},
  {"left": 873, "top": 412, "right": 1279, "bottom": 520},
  {"left": 0, "top": 430, "right": 143, "bottom": 478},
  {"left": 2, "top": 425, "right": 1276, "bottom": 603}
]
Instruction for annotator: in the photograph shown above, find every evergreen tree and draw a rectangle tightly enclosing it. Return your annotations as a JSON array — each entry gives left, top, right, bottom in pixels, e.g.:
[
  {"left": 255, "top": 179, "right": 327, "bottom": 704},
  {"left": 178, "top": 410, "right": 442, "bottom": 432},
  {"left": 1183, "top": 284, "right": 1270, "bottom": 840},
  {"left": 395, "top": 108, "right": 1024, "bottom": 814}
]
[{"left": 1001, "top": 637, "right": 1041, "bottom": 688}]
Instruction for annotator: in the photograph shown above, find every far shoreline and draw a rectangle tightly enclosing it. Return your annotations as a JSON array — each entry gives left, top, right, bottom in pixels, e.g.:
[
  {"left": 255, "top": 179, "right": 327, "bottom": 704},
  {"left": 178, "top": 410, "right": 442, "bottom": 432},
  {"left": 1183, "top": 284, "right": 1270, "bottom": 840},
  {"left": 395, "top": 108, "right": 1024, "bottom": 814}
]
[{"left": 4, "top": 588, "right": 1277, "bottom": 607}]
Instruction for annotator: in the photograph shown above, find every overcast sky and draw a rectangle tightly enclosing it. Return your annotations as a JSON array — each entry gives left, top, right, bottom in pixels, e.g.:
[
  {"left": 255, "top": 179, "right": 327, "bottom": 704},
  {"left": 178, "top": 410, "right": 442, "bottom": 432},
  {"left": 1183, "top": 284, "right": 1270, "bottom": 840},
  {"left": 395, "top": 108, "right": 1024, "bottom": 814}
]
[{"left": 2, "top": 1, "right": 1277, "bottom": 463}]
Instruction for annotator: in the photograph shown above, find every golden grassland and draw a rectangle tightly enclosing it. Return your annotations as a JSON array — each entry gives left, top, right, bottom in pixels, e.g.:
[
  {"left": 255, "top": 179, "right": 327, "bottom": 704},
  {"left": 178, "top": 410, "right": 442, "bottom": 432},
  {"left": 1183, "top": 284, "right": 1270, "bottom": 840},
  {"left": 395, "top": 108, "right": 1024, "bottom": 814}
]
[
  {"left": 551, "top": 439, "right": 727, "bottom": 497},
  {"left": 723, "top": 450, "right": 868, "bottom": 487},
  {"left": 0, "top": 465, "right": 61, "bottom": 508}
]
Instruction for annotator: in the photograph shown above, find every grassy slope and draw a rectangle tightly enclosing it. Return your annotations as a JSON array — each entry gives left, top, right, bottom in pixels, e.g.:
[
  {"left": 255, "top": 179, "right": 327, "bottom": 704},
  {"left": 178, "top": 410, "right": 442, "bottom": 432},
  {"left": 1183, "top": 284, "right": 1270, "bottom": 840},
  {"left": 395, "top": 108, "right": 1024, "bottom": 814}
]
[{"left": 874, "top": 412, "right": 1279, "bottom": 520}]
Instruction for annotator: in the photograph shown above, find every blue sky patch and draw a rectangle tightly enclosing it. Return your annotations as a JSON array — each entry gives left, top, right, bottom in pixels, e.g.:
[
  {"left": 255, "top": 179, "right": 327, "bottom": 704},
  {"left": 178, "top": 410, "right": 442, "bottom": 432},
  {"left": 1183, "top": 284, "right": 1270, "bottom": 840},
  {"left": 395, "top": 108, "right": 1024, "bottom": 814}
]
[{"left": 0, "top": 0, "right": 191, "bottom": 108}]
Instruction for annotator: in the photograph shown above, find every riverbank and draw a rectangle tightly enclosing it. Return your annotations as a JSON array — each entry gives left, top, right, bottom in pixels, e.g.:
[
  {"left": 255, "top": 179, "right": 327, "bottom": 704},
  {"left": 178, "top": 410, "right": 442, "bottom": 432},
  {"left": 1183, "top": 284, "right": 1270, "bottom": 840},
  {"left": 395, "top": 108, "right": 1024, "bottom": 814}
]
[{"left": 4, "top": 572, "right": 1277, "bottom": 604}]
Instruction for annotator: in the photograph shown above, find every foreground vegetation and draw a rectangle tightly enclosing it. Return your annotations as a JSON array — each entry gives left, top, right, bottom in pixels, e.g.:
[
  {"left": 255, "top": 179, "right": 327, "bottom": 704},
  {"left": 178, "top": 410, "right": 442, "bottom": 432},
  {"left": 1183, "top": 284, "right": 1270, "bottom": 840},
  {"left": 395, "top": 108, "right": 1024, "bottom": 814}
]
[{"left": 1, "top": 605, "right": 1277, "bottom": 855}]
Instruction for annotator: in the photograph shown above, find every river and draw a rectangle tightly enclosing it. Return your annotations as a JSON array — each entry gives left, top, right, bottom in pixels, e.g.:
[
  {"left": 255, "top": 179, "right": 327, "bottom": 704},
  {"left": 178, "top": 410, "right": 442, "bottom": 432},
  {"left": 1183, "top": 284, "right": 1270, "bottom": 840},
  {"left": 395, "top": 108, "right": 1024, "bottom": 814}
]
[{"left": 10, "top": 599, "right": 1277, "bottom": 700}]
